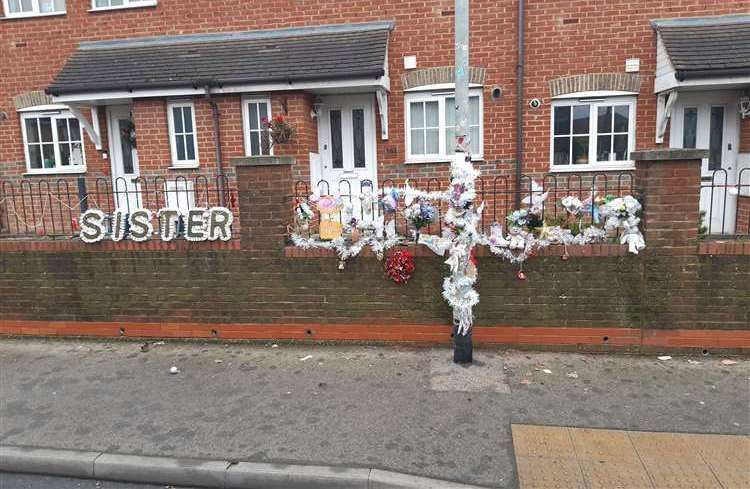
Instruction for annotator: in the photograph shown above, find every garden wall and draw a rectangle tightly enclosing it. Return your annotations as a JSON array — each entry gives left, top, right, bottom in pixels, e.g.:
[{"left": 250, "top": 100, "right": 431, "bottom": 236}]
[{"left": 1, "top": 150, "right": 748, "bottom": 351}]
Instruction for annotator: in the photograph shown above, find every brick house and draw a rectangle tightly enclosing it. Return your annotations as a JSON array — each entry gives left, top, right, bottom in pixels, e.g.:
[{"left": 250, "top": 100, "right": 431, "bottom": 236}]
[{"left": 1, "top": 0, "right": 749, "bottom": 236}]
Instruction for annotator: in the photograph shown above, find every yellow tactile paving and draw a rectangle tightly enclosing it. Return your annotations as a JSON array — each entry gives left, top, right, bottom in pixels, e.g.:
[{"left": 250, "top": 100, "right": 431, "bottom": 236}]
[
  {"left": 571, "top": 428, "right": 641, "bottom": 464},
  {"left": 578, "top": 459, "right": 653, "bottom": 489},
  {"left": 708, "top": 465, "right": 750, "bottom": 489},
  {"left": 512, "top": 424, "right": 576, "bottom": 458},
  {"left": 512, "top": 424, "right": 750, "bottom": 489},
  {"left": 629, "top": 431, "right": 705, "bottom": 464},
  {"left": 515, "top": 455, "right": 586, "bottom": 489}
]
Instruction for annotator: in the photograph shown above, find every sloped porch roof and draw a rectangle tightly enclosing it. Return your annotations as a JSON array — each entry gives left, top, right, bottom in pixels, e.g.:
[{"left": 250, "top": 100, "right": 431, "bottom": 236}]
[
  {"left": 47, "top": 21, "right": 393, "bottom": 101},
  {"left": 652, "top": 15, "right": 750, "bottom": 93}
]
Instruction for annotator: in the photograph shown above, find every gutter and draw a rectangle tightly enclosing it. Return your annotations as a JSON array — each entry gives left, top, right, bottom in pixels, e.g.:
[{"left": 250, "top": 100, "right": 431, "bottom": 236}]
[
  {"left": 675, "top": 67, "right": 750, "bottom": 81},
  {"left": 514, "top": 0, "right": 525, "bottom": 208}
]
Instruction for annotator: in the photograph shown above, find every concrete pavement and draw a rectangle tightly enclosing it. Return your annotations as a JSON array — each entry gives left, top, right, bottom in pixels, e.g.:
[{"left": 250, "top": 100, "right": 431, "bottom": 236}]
[{"left": 0, "top": 338, "right": 748, "bottom": 488}]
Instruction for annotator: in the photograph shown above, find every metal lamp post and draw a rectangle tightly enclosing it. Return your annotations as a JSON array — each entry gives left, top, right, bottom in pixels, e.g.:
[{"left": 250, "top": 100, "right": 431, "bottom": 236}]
[{"left": 452, "top": 0, "right": 473, "bottom": 364}]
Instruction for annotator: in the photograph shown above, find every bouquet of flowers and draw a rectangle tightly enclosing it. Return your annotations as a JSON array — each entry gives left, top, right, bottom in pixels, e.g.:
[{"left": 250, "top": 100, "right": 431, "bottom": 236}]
[
  {"left": 404, "top": 200, "right": 437, "bottom": 230},
  {"left": 561, "top": 195, "right": 584, "bottom": 216},
  {"left": 601, "top": 195, "right": 641, "bottom": 220},
  {"left": 294, "top": 199, "right": 314, "bottom": 230},
  {"left": 506, "top": 209, "right": 530, "bottom": 229},
  {"left": 380, "top": 188, "right": 400, "bottom": 214}
]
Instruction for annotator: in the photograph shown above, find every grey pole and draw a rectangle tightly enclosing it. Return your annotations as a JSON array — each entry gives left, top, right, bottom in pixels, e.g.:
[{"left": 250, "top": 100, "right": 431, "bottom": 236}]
[
  {"left": 452, "top": 0, "right": 473, "bottom": 364},
  {"left": 453, "top": 0, "right": 470, "bottom": 156}
]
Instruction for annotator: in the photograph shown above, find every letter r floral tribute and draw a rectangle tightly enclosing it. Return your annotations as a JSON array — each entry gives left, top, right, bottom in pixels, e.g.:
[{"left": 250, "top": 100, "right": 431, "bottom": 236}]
[{"left": 290, "top": 159, "right": 645, "bottom": 335}]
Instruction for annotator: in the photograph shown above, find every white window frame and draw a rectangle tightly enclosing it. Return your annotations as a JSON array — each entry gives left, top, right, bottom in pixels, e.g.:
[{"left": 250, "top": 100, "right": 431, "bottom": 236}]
[
  {"left": 2, "top": 0, "right": 65, "bottom": 18},
  {"left": 20, "top": 109, "right": 87, "bottom": 175},
  {"left": 89, "top": 0, "right": 156, "bottom": 12},
  {"left": 404, "top": 88, "right": 484, "bottom": 163},
  {"left": 166, "top": 100, "right": 199, "bottom": 168},
  {"left": 242, "top": 97, "right": 273, "bottom": 157},
  {"left": 550, "top": 96, "right": 636, "bottom": 172}
]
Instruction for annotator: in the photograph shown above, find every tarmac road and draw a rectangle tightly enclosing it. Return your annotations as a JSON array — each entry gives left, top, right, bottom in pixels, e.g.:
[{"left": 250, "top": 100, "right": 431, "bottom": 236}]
[{"left": 1, "top": 338, "right": 747, "bottom": 488}]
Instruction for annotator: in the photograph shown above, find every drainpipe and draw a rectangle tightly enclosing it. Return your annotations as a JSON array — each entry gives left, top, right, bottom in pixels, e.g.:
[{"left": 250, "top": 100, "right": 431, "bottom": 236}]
[
  {"left": 204, "top": 83, "right": 225, "bottom": 206},
  {"left": 514, "top": 0, "right": 525, "bottom": 209}
]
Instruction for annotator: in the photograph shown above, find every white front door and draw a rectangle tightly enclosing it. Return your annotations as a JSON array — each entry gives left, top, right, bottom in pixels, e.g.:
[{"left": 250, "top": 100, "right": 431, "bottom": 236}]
[
  {"left": 670, "top": 90, "right": 740, "bottom": 234},
  {"left": 107, "top": 105, "right": 141, "bottom": 211},
  {"left": 316, "top": 94, "right": 378, "bottom": 200}
]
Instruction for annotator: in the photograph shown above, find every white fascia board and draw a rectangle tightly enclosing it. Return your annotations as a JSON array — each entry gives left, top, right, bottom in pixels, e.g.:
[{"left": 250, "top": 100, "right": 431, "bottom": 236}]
[
  {"left": 657, "top": 74, "right": 750, "bottom": 94},
  {"left": 51, "top": 77, "right": 391, "bottom": 104}
]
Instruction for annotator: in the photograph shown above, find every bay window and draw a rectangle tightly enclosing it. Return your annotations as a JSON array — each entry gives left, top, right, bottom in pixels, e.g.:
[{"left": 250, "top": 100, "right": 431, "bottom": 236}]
[
  {"left": 551, "top": 97, "right": 636, "bottom": 171},
  {"left": 405, "top": 89, "right": 483, "bottom": 162},
  {"left": 21, "top": 111, "right": 86, "bottom": 174}
]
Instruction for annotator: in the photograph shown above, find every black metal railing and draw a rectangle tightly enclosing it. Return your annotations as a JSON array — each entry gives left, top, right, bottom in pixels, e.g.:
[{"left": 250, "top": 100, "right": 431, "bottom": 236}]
[
  {"left": 700, "top": 168, "right": 750, "bottom": 237},
  {"left": 292, "top": 171, "right": 635, "bottom": 237},
  {"left": 0, "top": 175, "right": 237, "bottom": 239}
]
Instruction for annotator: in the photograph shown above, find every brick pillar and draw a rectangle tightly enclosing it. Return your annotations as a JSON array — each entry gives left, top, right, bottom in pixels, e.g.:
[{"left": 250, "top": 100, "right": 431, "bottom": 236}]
[
  {"left": 231, "top": 156, "right": 295, "bottom": 253},
  {"left": 632, "top": 149, "right": 707, "bottom": 331},
  {"left": 632, "top": 149, "right": 707, "bottom": 255}
]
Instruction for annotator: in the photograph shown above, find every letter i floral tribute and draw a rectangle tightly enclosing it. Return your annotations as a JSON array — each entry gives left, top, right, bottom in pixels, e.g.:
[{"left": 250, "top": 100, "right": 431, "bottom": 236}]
[{"left": 290, "top": 160, "right": 645, "bottom": 335}]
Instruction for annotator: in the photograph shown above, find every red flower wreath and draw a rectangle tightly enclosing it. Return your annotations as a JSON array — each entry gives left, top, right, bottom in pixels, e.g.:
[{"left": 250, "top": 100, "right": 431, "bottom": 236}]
[{"left": 384, "top": 249, "right": 415, "bottom": 284}]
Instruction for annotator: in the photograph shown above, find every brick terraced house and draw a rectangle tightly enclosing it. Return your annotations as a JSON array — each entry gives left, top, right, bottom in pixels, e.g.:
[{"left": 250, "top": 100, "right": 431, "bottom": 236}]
[{"left": 1, "top": 0, "right": 750, "bottom": 236}]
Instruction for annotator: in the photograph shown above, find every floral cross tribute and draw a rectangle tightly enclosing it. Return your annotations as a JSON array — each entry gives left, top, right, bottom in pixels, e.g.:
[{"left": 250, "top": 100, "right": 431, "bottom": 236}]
[{"left": 290, "top": 159, "right": 645, "bottom": 335}]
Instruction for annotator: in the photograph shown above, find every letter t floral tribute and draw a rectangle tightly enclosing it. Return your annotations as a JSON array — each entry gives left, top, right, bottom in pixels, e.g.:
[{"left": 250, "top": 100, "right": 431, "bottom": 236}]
[{"left": 290, "top": 158, "right": 645, "bottom": 336}]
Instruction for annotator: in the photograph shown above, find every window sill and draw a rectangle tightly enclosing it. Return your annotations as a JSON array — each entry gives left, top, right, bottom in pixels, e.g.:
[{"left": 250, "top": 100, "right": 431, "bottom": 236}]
[
  {"left": 405, "top": 155, "right": 484, "bottom": 165},
  {"left": 23, "top": 167, "right": 86, "bottom": 176},
  {"left": 88, "top": 1, "right": 157, "bottom": 13},
  {"left": 168, "top": 164, "right": 200, "bottom": 170},
  {"left": 550, "top": 161, "right": 635, "bottom": 173},
  {"left": 1, "top": 11, "right": 66, "bottom": 20}
]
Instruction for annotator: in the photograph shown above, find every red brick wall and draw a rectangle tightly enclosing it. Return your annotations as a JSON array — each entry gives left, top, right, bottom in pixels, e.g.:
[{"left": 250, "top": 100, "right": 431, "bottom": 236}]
[
  {"left": 740, "top": 117, "right": 750, "bottom": 154},
  {"left": 1, "top": 151, "right": 748, "bottom": 340},
  {"left": 1, "top": 1, "right": 748, "bottom": 192},
  {"left": 738, "top": 196, "right": 750, "bottom": 235}
]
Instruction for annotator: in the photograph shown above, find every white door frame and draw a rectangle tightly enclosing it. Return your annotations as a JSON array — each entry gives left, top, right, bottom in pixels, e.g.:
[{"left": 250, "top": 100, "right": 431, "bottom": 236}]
[
  {"left": 106, "top": 105, "right": 141, "bottom": 211},
  {"left": 670, "top": 90, "right": 740, "bottom": 234},
  {"left": 315, "top": 94, "right": 378, "bottom": 197}
]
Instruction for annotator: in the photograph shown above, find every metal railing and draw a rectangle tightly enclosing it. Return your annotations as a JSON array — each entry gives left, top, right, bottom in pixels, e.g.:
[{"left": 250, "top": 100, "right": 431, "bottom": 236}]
[
  {"left": 700, "top": 168, "right": 750, "bottom": 237},
  {"left": 0, "top": 175, "right": 237, "bottom": 239},
  {"left": 293, "top": 171, "right": 635, "bottom": 237}
]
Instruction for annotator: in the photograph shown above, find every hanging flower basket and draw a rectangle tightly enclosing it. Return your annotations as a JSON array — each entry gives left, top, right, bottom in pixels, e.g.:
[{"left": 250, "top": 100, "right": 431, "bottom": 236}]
[{"left": 262, "top": 114, "right": 296, "bottom": 147}]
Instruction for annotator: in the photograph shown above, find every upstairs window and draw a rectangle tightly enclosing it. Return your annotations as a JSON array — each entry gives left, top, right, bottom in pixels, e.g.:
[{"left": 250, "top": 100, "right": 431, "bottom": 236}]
[
  {"left": 91, "top": 0, "right": 156, "bottom": 10},
  {"left": 21, "top": 110, "right": 86, "bottom": 174},
  {"left": 167, "top": 101, "right": 199, "bottom": 167},
  {"left": 3, "top": 0, "right": 65, "bottom": 17},
  {"left": 551, "top": 96, "right": 636, "bottom": 171},
  {"left": 405, "top": 88, "right": 483, "bottom": 162}
]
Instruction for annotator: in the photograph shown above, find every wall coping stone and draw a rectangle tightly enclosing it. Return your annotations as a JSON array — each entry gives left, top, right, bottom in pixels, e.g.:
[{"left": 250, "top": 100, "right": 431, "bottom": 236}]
[
  {"left": 230, "top": 156, "right": 295, "bottom": 167},
  {"left": 631, "top": 149, "right": 708, "bottom": 161}
]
